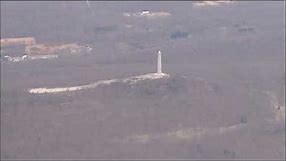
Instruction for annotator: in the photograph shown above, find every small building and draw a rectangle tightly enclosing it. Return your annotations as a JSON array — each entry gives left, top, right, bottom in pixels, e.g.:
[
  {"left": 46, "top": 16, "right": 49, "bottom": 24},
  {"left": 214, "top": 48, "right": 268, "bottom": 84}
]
[
  {"left": 140, "top": 10, "right": 150, "bottom": 16},
  {"left": 0, "top": 37, "right": 36, "bottom": 47},
  {"left": 25, "top": 43, "right": 91, "bottom": 58},
  {"left": 0, "top": 37, "right": 36, "bottom": 57}
]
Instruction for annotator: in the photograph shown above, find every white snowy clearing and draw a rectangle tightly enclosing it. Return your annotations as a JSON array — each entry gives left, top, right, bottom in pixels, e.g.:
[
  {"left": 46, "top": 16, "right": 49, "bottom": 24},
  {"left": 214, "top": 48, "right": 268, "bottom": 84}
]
[{"left": 29, "top": 72, "right": 170, "bottom": 94}]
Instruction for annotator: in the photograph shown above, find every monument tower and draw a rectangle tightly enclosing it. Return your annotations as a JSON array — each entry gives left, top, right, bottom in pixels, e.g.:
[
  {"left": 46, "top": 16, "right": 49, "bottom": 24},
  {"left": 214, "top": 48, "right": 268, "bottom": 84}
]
[{"left": 157, "top": 50, "right": 162, "bottom": 74}]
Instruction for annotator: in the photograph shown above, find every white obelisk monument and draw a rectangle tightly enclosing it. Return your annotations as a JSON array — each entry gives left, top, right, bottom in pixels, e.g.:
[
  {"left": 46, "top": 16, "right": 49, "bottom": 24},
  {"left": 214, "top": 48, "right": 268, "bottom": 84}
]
[{"left": 157, "top": 50, "right": 162, "bottom": 74}]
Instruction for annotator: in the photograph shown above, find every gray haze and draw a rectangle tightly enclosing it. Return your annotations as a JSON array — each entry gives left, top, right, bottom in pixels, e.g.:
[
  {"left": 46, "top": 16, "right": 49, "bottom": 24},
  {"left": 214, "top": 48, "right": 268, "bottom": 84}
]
[{"left": 1, "top": 1, "right": 285, "bottom": 159}]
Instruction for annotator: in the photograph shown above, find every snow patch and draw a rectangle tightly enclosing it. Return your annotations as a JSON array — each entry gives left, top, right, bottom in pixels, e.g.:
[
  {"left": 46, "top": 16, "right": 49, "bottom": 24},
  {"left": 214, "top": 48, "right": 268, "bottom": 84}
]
[
  {"left": 123, "top": 11, "right": 171, "bottom": 18},
  {"left": 193, "top": 1, "right": 233, "bottom": 7},
  {"left": 121, "top": 123, "right": 246, "bottom": 144},
  {"left": 29, "top": 73, "right": 169, "bottom": 94}
]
